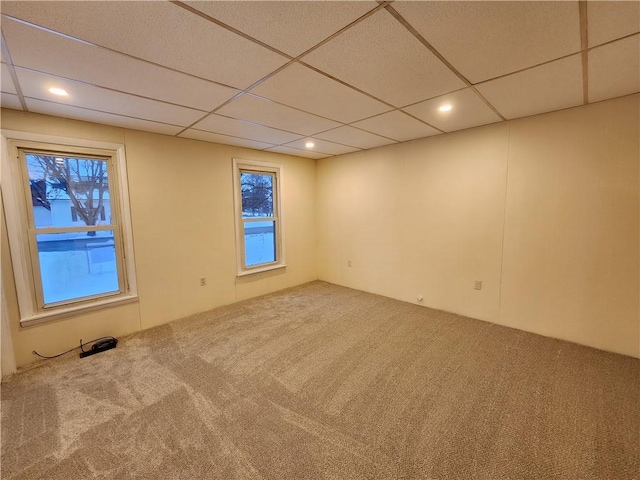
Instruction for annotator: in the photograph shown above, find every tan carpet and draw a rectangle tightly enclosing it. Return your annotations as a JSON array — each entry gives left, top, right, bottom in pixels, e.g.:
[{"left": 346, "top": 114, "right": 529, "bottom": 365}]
[{"left": 1, "top": 281, "right": 638, "bottom": 479}]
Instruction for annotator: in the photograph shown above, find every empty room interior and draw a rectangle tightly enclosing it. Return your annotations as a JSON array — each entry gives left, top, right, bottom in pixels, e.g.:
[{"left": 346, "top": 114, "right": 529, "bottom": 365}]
[{"left": 0, "top": 1, "right": 639, "bottom": 479}]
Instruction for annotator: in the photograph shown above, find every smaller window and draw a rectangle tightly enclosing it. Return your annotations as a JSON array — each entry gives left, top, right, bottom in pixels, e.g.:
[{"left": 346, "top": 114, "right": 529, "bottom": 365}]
[{"left": 233, "top": 158, "right": 285, "bottom": 276}]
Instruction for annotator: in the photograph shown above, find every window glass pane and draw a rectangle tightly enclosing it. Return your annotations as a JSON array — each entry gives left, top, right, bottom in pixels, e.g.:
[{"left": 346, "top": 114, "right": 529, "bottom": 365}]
[
  {"left": 244, "top": 221, "right": 276, "bottom": 267},
  {"left": 26, "top": 154, "right": 112, "bottom": 229},
  {"left": 240, "top": 172, "right": 273, "bottom": 218},
  {"left": 36, "top": 230, "right": 119, "bottom": 304}
]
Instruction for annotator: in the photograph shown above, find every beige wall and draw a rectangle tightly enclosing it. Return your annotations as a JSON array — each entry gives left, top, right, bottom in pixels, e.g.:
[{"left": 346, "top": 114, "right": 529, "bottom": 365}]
[
  {"left": 499, "top": 96, "right": 639, "bottom": 357},
  {"left": 2, "top": 94, "right": 638, "bottom": 367},
  {"left": 1, "top": 110, "right": 318, "bottom": 367},
  {"left": 318, "top": 94, "right": 640, "bottom": 358}
]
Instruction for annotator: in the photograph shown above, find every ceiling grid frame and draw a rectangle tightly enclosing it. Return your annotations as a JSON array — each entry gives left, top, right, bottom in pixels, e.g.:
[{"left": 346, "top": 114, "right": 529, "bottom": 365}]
[
  {"left": 579, "top": 0, "right": 590, "bottom": 104},
  {"left": 1, "top": 30, "right": 27, "bottom": 111},
  {"left": 170, "top": 0, "right": 395, "bottom": 139},
  {"left": 0, "top": 1, "right": 637, "bottom": 156}
]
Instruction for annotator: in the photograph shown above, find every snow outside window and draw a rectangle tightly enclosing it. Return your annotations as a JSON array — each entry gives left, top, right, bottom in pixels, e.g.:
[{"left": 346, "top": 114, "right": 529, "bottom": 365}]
[
  {"left": 2, "top": 134, "right": 137, "bottom": 325},
  {"left": 233, "top": 159, "right": 285, "bottom": 276}
]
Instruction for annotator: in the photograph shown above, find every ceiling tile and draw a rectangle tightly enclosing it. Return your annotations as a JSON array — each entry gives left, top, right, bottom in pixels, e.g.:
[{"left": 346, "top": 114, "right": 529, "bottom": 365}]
[
  {"left": 351, "top": 110, "right": 440, "bottom": 141},
  {"left": 1, "top": 63, "right": 17, "bottom": 94},
  {"left": 179, "top": 129, "right": 275, "bottom": 150},
  {"left": 589, "top": 36, "right": 640, "bottom": 103},
  {"left": 588, "top": 0, "right": 640, "bottom": 47},
  {"left": 284, "top": 138, "right": 359, "bottom": 156},
  {"left": 250, "top": 63, "right": 391, "bottom": 123},
  {"left": 475, "top": 55, "right": 584, "bottom": 120},
  {"left": 16, "top": 67, "right": 204, "bottom": 127},
  {"left": 216, "top": 94, "right": 340, "bottom": 136},
  {"left": 1, "top": 17, "right": 239, "bottom": 111},
  {"left": 393, "top": 1, "right": 581, "bottom": 84},
  {"left": 302, "top": 9, "right": 465, "bottom": 107},
  {"left": 315, "top": 125, "right": 396, "bottom": 149},
  {"left": 25, "top": 98, "right": 183, "bottom": 135},
  {"left": 403, "top": 88, "right": 502, "bottom": 133},
  {"left": 193, "top": 113, "right": 302, "bottom": 145},
  {"left": 184, "top": 1, "right": 377, "bottom": 56},
  {"left": 1, "top": 92, "right": 22, "bottom": 110},
  {"left": 264, "top": 145, "right": 331, "bottom": 159},
  {"left": 1, "top": 1, "right": 288, "bottom": 89}
]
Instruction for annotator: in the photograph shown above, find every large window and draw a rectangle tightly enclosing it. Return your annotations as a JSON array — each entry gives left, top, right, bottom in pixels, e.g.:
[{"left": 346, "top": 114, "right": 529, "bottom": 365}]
[
  {"left": 2, "top": 133, "right": 137, "bottom": 324},
  {"left": 233, "top": 158, "right": 285, "bottom": 275}
]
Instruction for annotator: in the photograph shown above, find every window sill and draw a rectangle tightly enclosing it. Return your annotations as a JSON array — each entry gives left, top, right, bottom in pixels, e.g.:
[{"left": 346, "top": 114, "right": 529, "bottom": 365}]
[
  {"left": 20, "top": 294, "right": 139, "bottom": 327},
  {"left": 237, "top": 263, "right": 287, "bottom": 277}
]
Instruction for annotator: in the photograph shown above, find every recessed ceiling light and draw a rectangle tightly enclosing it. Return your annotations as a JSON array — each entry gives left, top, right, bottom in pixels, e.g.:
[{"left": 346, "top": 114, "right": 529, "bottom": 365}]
[
  {"left": 439, "top": 104, "right": 452, "bottom": 112},
  {"left": 305, "top": 141, "right": 315, "bottom": 149},
  {"left": 48, "top": 87, "right": 68, "bottom": 96}
]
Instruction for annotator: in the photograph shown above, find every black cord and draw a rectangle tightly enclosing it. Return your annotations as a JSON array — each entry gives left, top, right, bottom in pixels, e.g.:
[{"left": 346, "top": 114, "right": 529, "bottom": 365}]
[{"left": 32, "top": 336, "right": 116, "bottom": 359}]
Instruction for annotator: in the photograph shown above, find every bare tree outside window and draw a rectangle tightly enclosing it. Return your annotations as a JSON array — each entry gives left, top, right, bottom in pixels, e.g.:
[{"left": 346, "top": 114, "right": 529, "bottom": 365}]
[
  {"left": 241, "top": 172, "right": 274, "bottom": 217},
  {"left": 28, "top": 155, "right": 110, "bottom": 236}
]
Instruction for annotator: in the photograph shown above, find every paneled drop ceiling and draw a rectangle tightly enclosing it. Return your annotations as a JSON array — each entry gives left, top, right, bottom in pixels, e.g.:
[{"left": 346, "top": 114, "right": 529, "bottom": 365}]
[{"left": 1, "top": 1, "right": 638, "bottom": 159}]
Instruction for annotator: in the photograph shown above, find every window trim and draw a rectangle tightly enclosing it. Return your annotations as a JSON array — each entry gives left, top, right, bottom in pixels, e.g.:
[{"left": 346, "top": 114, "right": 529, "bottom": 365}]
[
  {"left": 1, "top": 130, "right": 138, "bottom": 326},
  {"left": 232, "top": 158, "right": 286, "bottom": 276}
]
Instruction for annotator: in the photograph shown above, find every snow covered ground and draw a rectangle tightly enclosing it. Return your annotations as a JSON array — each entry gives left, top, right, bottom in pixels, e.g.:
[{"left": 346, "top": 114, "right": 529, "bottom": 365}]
[
  {"left": 39, "top": 246, "right": 118, "bottom": 304},
  {"left": 245, "top": 233, "right": 276, "bottom": 267}
]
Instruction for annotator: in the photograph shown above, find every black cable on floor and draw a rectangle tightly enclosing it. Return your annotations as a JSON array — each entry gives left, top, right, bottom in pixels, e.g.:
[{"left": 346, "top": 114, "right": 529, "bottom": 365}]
[{"left": 32, "top": 336, "right": 117, "bottom": 359}]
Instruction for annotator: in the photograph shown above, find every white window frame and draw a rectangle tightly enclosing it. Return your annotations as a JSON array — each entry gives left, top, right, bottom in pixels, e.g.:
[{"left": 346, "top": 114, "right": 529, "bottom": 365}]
[
  {"left": 232, "top": 158, "right": 285, "bottom": 276},
  {"left": 1, "top": 130, "right": 138, "bottom": 326}
]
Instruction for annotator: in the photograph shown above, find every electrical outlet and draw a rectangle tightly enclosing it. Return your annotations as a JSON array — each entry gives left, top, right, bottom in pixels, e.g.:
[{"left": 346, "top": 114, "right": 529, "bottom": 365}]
[
  {"left": 474, "top": 280, "right": 482, "bottom": 290},
  {"left": 200, "top": 277, "right": 207, "bottom": 286},
  {"left": 347, "top": 260, "right": 352, "bottom": 267}
]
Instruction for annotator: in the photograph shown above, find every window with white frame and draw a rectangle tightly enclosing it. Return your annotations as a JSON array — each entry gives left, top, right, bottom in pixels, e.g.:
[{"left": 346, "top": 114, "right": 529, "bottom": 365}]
[
  {"left": 2, "top": 133, "right": 137, "bottom": 325},
  {"left": 233, "top": 158, "right": 285, "bottom": 275}
]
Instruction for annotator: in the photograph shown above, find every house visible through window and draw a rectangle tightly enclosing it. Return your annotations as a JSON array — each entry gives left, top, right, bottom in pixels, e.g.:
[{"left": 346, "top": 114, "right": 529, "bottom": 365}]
[
  {"left": 2, "top": 133, "right": 137, "bottom": 324},
  {"left": 233, "top": 159, "right": 285, "bottom": 275}
]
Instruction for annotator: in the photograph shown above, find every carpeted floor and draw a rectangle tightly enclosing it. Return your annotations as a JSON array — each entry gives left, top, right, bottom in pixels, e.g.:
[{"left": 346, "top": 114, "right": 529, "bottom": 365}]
[{"left": 1, "top": 281, "right": 638, "bottom": 479}]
